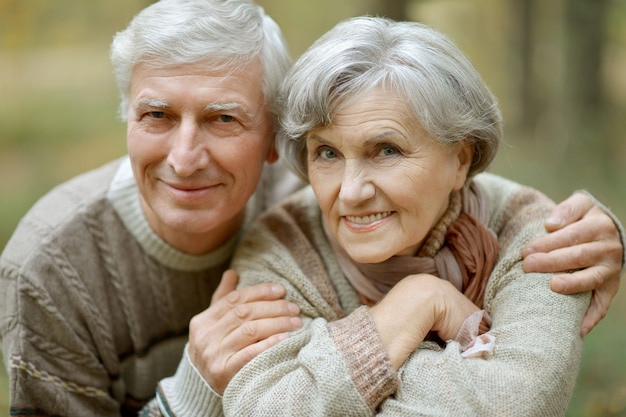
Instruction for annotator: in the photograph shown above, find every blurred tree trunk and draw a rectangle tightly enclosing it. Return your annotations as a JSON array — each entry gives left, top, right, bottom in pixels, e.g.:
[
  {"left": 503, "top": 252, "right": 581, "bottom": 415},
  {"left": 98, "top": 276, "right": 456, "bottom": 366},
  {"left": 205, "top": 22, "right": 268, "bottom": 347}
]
[
  {"left": 563, "top": 0, "right": 610, "bottom": 160},
  {"left": 564, "top": 0, "right": 607, "bottom": 122},
  {"left": 510, "top": 0, "right": 537, "bottom": 130}
]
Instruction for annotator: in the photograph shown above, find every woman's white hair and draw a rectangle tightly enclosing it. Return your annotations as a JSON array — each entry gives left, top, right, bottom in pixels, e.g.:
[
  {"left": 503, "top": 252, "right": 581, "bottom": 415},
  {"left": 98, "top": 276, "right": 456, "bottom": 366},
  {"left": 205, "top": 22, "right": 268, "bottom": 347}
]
[
  {"left": 110, "top": 0, "right": 291, "bottom": 122},
  {"left": 277, "top": 16, "right": 502, "bottom": 181}
]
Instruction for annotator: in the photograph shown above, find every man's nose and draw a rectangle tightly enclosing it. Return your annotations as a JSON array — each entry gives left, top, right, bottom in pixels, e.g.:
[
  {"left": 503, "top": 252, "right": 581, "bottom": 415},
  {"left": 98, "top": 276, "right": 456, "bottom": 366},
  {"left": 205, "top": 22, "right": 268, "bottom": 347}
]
[{"left": 166, "top": 120, "right": 210, "bottom": 177}]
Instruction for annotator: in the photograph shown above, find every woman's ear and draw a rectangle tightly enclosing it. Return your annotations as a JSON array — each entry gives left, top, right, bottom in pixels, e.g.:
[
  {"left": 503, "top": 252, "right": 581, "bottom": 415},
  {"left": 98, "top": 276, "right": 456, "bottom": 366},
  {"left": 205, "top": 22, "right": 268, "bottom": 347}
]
[
  {"left": 453, "top": 141, "right": 474, "bottom": 190},
  {"left": 265, "top": 143, "right": 279, "bottom": 164}
]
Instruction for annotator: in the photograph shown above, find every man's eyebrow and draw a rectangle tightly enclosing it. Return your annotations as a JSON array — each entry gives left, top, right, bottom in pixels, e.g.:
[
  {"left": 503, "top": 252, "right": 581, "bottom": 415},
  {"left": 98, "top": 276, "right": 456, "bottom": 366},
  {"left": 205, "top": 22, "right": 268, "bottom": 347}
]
[
  {"left": 136, "top": 98, "right": 169, "bottom": 109},
  {"left": 205, "top": 102, "right": 253, "bottom": 118}
]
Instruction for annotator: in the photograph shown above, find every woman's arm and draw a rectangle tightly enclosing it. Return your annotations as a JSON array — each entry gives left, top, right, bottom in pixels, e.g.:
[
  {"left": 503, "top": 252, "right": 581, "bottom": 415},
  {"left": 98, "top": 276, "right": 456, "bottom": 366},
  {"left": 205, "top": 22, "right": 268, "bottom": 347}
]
[
  {"left": 373, "top": 183, "right": 590, "bottom": 416},
  {"left": 378, "top": 264, "right": 588, "bottom": 416},
  {"left": 369, "top": 274, "right": 483, "bottom": 370},
  {"left": 222, "top": 191, "right": 400, "bottom": 416}
]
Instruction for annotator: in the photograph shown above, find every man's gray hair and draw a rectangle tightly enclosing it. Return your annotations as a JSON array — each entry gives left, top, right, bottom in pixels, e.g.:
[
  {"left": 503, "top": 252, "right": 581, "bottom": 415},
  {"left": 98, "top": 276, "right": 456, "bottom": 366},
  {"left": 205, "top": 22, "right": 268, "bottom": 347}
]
[
  {"left": 277, "top": 16, "right": 502, "bottom": 181},
  {"left": 110, "top": 0, "right": 291, "bottom": 122}
]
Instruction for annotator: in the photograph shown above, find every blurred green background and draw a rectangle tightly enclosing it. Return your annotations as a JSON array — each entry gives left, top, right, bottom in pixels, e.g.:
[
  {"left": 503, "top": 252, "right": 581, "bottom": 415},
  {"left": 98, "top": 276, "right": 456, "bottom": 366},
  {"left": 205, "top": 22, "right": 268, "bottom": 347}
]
[{"left": 0, "top": 0, "right": 624, "bottom": 415}]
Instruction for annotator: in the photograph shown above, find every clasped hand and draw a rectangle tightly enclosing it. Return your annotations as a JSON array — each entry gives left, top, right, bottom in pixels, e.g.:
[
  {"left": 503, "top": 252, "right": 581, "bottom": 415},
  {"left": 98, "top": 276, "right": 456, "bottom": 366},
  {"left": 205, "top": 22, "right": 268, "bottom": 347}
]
[
  {"left": 370, "top": 274, "right": 478, "bottom": 370},
  {"left": 187, "top": 270, "right": 302, "bottom": 394}
]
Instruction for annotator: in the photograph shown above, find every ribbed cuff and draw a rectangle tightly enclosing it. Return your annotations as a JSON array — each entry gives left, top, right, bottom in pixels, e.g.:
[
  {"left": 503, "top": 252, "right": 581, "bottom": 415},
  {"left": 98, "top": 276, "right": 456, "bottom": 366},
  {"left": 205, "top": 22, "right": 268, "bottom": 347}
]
[
  {"left": 328, "top": 306, "right": 399, "bottom": 411},
  {"left": 157, "top": 344, "right": 223, "bottom": 417}
]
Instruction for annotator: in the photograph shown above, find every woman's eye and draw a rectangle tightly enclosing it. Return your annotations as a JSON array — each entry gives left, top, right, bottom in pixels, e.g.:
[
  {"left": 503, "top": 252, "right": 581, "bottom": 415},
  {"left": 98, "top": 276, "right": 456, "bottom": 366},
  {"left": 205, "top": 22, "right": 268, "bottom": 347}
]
[
  {"left": 218, "top": 114, "right": 235, "bottom": 123},
  {"left": 380, "top": 145, "right": 398, "bottom": 156},
  {"left": 320, "top": 147, "right": 337, "bottom": 160}
]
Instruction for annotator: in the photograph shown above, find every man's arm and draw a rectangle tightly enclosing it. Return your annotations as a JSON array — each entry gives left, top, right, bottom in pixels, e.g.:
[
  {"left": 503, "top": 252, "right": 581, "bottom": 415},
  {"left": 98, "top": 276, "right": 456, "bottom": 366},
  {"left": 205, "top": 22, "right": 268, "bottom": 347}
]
[
  {"left": 523, "top": 192, "right": 624, "bottom": 335},
  {"left": 155, "top": 271, "right": 302, "bottom": 417}
]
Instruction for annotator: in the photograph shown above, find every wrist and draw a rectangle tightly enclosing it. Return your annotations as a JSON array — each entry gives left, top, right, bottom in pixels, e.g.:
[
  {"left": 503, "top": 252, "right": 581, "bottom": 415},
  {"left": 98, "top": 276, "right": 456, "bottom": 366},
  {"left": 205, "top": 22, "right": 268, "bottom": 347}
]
[{"left": 370, "top": 292, "right": 435, "bottom": 369}]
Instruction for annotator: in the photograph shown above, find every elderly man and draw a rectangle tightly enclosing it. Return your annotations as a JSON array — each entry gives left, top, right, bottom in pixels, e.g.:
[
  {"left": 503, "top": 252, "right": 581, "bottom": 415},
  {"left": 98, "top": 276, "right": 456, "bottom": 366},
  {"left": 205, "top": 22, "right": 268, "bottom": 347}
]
[{"left": 0, "top": 0, "right": 622, "bottom": 416}]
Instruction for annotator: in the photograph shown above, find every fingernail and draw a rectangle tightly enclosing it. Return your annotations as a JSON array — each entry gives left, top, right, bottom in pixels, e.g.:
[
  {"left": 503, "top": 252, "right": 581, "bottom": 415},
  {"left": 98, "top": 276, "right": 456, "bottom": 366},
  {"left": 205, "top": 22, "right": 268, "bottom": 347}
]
[
  {"left": 271, "top": 284, "right": 283, "bottom": 294},
  {"left": 581, "top": 327, "right": 589, "bottom": 337},
  {"left": 523, "top": 255, "right": 537, "bottom": 271},
  {"left": 291, "top": 317, "right": 302, "bottom": 327},
  {"left": 551, "top": 277, "right": 566, "bottom": 292},
  {"left": 546, "top": 217, "right": 563, "bottom": 228},
  {"left": 288, "top": 303, "right": 300, "bottom": 314}
]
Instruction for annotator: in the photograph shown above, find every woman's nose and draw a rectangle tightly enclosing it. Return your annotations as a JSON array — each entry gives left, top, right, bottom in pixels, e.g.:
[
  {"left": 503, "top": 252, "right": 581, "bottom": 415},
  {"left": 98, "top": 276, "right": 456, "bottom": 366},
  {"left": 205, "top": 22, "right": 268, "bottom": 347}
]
[{"left": 338, "top": 161, "right": 376, "bottom": 205}]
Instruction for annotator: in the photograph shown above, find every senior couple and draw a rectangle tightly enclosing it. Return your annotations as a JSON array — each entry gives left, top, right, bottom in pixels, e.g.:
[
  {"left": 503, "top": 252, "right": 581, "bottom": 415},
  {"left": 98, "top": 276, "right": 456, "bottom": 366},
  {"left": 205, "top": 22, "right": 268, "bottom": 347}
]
[{"left": 0, "top": 0, "right": 623, "bottom": 416}]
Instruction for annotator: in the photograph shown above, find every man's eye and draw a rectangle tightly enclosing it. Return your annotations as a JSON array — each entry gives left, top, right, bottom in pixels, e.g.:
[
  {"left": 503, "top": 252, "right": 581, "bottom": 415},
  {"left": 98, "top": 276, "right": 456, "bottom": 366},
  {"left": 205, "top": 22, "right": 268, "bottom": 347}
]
[
  {"left": 218, "top": 115, "right": 235, "bottom": 123},
  {"left": 149, "top": 111, "right": 166, "bottom": 119}
]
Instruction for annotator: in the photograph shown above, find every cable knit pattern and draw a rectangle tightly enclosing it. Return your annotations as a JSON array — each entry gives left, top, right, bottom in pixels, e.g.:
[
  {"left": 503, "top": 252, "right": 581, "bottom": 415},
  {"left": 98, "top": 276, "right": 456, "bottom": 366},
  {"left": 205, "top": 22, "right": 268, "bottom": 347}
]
[
  {"left": 216, "top": 173, "right": 594, "bottom": 417},
  {"left": 0, "top": 156, "right": 304, "bottom": 417}
]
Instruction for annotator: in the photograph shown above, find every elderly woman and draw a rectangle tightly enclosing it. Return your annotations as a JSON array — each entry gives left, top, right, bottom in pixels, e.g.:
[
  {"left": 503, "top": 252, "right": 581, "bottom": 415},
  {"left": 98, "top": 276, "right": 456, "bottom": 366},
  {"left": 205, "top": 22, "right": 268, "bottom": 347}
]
[{"left": 157, "top": 17, "right": 619, "bottom": 416}]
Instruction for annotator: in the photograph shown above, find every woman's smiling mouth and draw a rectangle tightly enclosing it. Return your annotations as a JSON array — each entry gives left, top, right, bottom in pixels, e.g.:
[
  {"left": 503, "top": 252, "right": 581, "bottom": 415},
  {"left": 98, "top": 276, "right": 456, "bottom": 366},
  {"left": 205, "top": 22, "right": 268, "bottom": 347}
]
[{"left": 345, "top": 211, "right": 393, "bottom": 225}]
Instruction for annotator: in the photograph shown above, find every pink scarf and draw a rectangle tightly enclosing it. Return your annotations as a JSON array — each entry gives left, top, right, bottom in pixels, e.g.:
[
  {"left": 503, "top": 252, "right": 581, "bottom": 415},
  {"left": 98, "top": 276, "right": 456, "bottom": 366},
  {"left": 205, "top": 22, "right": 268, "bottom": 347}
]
[{"left": 325, "top": 181, "right": 498, "bottom": 309}]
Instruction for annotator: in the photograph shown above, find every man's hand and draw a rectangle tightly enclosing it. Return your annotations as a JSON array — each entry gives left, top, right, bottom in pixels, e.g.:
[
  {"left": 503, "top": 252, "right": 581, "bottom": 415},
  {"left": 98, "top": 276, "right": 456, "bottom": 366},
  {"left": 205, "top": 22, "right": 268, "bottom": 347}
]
[
  {"left": 188, "top": 270, "right": 302, "bottom": 394},
  {"left": 522, "top": 193, "right": 623, "bottom": 336}
]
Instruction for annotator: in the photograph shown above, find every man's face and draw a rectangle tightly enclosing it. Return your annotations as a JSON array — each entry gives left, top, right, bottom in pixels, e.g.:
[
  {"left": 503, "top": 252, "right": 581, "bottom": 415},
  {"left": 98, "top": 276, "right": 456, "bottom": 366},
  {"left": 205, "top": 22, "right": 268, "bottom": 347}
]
[{"left": 126, "top": 60, "right": 276, "bottom": 254}]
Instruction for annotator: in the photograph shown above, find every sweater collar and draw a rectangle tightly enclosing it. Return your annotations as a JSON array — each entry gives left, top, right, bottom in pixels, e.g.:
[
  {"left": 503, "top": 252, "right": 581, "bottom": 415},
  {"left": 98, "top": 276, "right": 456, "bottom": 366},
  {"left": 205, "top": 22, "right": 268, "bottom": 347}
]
[{"left": 106, "top": 157, "right": 240, "bottom": 272}]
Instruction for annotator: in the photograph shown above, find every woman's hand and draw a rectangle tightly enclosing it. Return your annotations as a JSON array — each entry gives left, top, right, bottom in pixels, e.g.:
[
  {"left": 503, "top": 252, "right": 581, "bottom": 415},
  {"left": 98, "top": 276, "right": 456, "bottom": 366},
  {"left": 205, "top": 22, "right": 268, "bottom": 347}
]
[
  {"left": 522, "top": 192, "right": 623, "bottom": 336},
  {"left": 370, "top": 274, "right": 479, "bottom": 369}
]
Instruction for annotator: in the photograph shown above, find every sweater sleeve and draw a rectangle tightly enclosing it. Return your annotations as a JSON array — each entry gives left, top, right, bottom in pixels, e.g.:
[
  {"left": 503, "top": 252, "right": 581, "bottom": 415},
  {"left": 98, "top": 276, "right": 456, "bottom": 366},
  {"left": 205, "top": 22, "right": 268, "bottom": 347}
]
[
  {"left": 155, "top": 345, "right": 223, "bottom": 417},
  {"left": 374, "top": 182, "right": 590, "bottom": 416},
  {"left": 220, "top": 192, "right": 398, "bottom": 416},
  {"left": 223, "top": 318, "right": 382, "bottom": 417},
  {"left": 0, "top": 248, "right": 123, "bottom": 415}
]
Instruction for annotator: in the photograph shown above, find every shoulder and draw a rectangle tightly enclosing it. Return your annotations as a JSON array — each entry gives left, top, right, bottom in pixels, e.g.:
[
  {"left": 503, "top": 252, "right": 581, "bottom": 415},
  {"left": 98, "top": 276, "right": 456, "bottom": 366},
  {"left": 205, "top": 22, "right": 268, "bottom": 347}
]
[
  {"left": 256, "top": 161, "right": 308, "bottom": 209},
  {"left": 1, "top": 158, "right": 125, "bottom": 268},
  {"left": 473, "top": 172, "right": 555, "bottom": 235},
  {"left": 255, "top": 185, "right": 320, "bottom": 235}
]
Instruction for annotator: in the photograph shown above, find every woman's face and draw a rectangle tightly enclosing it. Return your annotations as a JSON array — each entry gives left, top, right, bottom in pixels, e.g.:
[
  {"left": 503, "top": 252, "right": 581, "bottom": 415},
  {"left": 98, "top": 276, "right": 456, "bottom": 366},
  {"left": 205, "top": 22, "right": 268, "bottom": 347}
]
[{"left": 306, "top": 87, "right": 473, "bottom": 263}]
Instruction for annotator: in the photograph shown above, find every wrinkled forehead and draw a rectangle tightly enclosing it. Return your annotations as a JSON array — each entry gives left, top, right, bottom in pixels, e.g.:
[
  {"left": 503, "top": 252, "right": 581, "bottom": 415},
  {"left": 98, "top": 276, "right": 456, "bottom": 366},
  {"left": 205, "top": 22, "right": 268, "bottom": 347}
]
[{"left": 325, "top": 84, "right": 421, "bottom": 130}]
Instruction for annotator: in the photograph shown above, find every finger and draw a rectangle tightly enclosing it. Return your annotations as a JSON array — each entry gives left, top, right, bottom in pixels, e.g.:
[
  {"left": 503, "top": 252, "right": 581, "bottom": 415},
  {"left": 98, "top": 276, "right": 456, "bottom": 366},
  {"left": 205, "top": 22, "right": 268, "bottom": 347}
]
[
  {"left": 233, "top": 282, "right": 288, "bottom": 304},
  {"left": 230, "top": 299, "right": 301, "bottom": 324},
  {"left": 189, "top": 301, "right": 302, "bottom": 380},
  {"left": 202, "top": 299, "right": 300, "bottom": 342},
  {"left": 224, "top": 331, "right": 292, "bottom": 383},
  {"left": 544, "top": 192, "right": 593, "bottom": 232},
  {"left": 580, "top": 281, "right": 618, "bottom": 336},
  {"left": 210, "top": 282, "right": 288, "bottom": 319},
  {"left": 204, "top": 331, "right": 292, "bottom": 395},
  {"left": 211, "top": 269, "right": 240, "bottom": 304},
  {"left": 222, "top": 315, "right": 302, "bottom": 356},
  {"left": 548, "top": 266, "right": 615, "bottom": 295},
  {"left": 523, "top": 220, "right": 594, "bottom": 258},
  {"left": 524, "top": 242, "right": 601, "bottom": 273},
  {"left": 580, "top": 297, "right": 605, "bottom": 338}
]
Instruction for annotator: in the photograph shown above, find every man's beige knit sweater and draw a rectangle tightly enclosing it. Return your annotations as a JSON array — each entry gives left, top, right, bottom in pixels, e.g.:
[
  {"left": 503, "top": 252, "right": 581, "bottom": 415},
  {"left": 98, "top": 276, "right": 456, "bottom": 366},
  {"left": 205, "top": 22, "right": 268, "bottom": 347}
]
[{"left": 0, "top": 156, "right": 302, "bottom": 416}]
